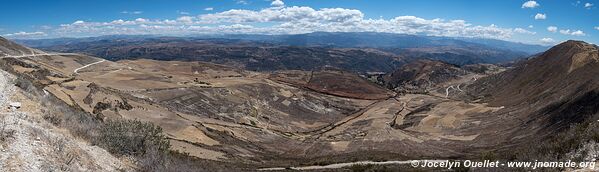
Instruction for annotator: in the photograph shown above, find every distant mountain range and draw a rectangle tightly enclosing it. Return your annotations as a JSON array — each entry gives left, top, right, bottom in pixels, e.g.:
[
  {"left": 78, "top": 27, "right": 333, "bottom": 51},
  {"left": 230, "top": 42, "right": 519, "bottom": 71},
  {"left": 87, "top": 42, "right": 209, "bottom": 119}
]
[
  {"left": 212, "top": 32, "right": 548, "bottom": 54},
  {"left": 14, "top": 32, "right": 549, "bottom": 71}
]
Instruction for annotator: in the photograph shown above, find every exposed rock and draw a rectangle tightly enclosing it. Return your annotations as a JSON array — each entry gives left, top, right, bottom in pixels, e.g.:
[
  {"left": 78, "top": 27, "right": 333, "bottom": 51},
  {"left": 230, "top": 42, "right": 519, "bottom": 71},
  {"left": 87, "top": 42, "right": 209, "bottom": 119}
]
[{"left": 8, "top": 102, "right": 20, "bottom": 109}]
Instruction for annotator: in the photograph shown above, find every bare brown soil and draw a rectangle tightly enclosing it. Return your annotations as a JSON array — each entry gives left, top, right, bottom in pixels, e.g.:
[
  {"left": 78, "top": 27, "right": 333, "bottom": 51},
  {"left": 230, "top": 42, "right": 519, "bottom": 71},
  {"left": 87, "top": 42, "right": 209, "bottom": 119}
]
[{"left": 2, "top": 37, "right": 598, "bottom": 171}]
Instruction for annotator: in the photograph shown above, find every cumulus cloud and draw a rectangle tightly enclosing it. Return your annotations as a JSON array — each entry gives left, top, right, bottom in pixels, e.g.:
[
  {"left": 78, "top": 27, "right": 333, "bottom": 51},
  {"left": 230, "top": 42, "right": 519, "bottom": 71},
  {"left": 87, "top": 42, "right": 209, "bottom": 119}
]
[
  {"left": 271, "top": 0, "right": 284, "bottom": 7},
  {"left": 540, "top": 38, "right": 555, "bottom": 45},
  {"left": 595, "top": 26, "right": 599, "bottom": 30},
  {"left": 528, "top": 25, "right": 534, "bottom": 28},
  {"left": 585, "top": 3, "right": 594, "bottom": 8},
  {"left": 534, "top": 13, "right": 546, "bottom": 20},
  {"left": 560, "top": 29, "right": 585, "bottom": 36},
  {"left": 198, "top": 7, "right": 365, "bottom": 23},
  {"left": 177, "top": 16, "right": 194, "bottom": 24},
  {"left": 514, "top": 28, "right": 536, "bottom": 35},
  {"left": 204, "top": 7, "right": 214, "bottom": 11},
  {"left": 2, "top": 31, "right": 47, "bottom": 38},
  {"left": 547, "top": 26, "right": 558, "bottom": 32},
  {"left": 570, "top": 30, "right": 585, "bottom": 36},
  {"left": 236, "top": 0, "right": 248, "bottom": 5},
  {"left": 522, "top": 1, "right": 540, "bottom": 8},
  {"left": 45, "top": 6, "right": 536, "bottom": 40}
]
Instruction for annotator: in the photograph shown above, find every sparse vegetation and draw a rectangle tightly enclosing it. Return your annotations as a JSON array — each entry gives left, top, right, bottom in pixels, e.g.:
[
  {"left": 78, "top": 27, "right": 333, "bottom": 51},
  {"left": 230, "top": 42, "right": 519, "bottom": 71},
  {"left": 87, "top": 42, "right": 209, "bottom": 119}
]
[
  {"left": 97, "top": 119, "right": 170, "bottom": 156},
  {"left": 504, "top": 121, "right": 599, "bottom": 162},
  {"left": 10, "top": 74, "right": 240, "bottom": 171},
  {"left": 481, "top": 118, "right": 599, "bottom": 172},
  {"left": 52, "top": 104, "right": 170, "bottom": 170}
]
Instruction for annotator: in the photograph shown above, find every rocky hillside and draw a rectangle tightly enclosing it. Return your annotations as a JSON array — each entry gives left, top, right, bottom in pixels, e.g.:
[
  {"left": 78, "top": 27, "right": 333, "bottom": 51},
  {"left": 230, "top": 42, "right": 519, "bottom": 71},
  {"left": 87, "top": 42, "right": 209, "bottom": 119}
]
[
  {"left": 0, "top": 37, "right": 44, "bottom": 57},
  {"left": 382, "top": 59, "right": 468, "bottom": 93},
  {"left": 470, "top": 40, "right": 599, "bottom": 110},
  {"left": 0, "top": 70, "right": 128, "bottom": 171},
  {"left": 467, "top": 41, "right": 599, "bottom": 147}
]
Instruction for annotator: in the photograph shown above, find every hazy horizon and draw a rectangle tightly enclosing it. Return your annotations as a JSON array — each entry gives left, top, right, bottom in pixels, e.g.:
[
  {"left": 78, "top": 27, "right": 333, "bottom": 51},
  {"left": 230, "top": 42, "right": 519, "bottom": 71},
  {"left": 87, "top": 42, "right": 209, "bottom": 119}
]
[{"left": 1, "top": 0, "right": 597, "bottom": 45}]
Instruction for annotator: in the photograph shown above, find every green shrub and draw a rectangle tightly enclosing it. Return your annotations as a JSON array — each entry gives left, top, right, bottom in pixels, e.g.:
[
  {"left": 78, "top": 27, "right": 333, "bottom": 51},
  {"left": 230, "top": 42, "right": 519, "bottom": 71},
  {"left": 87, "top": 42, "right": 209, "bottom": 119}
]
[{"left": 96, "top": 119, "right": 170, "bottom": 156}]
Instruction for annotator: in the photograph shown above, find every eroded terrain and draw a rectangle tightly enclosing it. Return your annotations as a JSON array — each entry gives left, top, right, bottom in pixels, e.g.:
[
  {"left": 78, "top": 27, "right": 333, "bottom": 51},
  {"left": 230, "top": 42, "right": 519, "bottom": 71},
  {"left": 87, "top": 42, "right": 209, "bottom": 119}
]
[{"left": 0, "top": 47, "right": 516, "bottom": 168}]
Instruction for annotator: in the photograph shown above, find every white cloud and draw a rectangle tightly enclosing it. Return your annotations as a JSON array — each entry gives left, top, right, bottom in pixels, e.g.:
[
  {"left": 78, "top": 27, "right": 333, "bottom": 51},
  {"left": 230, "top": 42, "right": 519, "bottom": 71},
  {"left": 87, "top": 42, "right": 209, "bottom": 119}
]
[
  {"left": 595, "top": 26, "right": 599, "bottom": 30},
  {"left": 47, "top": 6, "right": 535, "bottom": 41},
  {"left": 271, "top": 0, "right": 285, "bottom": 7},
  {"left": 528, "top": 25, "right": 534, "bottom": 28},
  {"left": 522, "top": 1, "right": 540, "bottom": 8},
  {"left": 236, "top": 0, "right": 248, "bottom": 5},
  {"left": 540, "top": 38, "right": 555, "bottom": 45},
  {"left": 514, "top": 28, "right": 536, "bottom": 35},
  {"left": 121, "top": 11, "right": 143, "bottom": 14},
  {"left": 560, "top": 29, "right": 586, "bottom": 36},
  {"left": 570, "top": 30, "right": 585, "bottom": 36},
  {"left": 547, "top": 26, "right": 557, "bottom": 32},
  {"left": 178, "top": 11, "right": 190, "bottom": 15},
  {"left": 534, "top": 13, "right": 546, "bottom": 20},
  {"left": 176, "top": 16, "right": 194, "bottom": 24},
  {"left": 199, "top": 7, "right": 365, "bottom": 23},
  {"left": 585, "top": 3, "right": 594, "bottom": 8},
  {"left": 204, "top": 7, "right": 214, "bottom": 11},
  {"left": 135, "top": 18, "right": 148, "bottom": 23},
  {"left": 2, "top": 31, "right": 47, "bottom": 38}
]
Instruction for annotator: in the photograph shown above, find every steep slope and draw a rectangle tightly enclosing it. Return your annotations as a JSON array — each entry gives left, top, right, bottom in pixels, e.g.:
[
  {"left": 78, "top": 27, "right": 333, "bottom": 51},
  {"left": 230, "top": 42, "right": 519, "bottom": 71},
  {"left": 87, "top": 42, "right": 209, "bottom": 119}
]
[
  {"left": 0, "top": 37, "right": 44, "bottom": 57},
  {"left": 0, "top": 66, "right": 128, "bottom": 171},
  {"left": 467, "top": 40, "right": 599, "bottom": 135},
  {"left": 470, "top": 41, "right": 599, "bottom": 105}
]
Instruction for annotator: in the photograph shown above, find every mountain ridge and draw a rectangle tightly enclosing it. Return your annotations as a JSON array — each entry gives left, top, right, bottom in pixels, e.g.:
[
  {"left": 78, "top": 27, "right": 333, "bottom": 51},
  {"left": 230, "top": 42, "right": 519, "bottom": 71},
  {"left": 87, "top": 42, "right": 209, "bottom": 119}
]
[
  {"left": 17, "top": 32, "right": 549, "bottom": 53},
  {"left": 12, "top": 33, "right": 548, "bottom": 71}
]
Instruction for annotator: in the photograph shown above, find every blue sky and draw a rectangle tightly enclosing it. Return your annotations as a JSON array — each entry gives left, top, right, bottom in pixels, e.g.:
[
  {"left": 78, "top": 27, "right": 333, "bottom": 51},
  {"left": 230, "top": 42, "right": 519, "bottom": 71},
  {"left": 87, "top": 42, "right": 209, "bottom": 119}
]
[{"left": 0, "top": 0, "right": 597, "bottom": 45}]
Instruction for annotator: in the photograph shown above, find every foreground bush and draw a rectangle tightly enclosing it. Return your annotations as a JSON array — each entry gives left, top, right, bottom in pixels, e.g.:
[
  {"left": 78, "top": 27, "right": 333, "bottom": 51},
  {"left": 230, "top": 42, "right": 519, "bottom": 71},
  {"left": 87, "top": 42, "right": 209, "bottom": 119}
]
[{"left": 97, "top": 119, "right": 170, "bottom": 156}]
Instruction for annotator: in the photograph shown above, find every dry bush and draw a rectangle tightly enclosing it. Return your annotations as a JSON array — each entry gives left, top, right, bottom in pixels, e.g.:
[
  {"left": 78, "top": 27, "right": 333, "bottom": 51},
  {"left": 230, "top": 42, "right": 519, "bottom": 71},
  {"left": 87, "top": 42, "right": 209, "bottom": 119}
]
[{"left": 96, "top": 119, "right": 170, "bottom": 156}]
